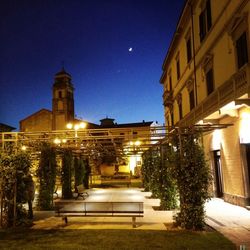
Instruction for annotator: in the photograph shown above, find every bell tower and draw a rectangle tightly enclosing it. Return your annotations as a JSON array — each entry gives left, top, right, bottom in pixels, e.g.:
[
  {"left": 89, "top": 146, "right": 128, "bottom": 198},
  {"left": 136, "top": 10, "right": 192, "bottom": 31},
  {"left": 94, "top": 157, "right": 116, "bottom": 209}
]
[{"left": 52, "top": 68, "right": 75, "bottom": 130}]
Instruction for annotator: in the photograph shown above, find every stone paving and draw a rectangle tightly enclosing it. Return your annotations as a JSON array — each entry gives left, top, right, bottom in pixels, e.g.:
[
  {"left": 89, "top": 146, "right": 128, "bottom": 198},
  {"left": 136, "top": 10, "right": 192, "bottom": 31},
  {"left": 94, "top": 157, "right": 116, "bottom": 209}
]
[
  {"left": 205, "top": 198, "right": 250, "bottom": 249},
  {"left": 32, "top": 188, "right": 250, "bottom": 248}
]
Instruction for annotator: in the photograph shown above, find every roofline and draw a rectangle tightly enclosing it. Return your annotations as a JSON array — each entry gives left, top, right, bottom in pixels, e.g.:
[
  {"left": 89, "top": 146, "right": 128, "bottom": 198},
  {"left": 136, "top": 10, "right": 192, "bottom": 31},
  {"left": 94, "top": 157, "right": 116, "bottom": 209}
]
[
  {"left": 19, "top": 108, "right": 52, "bottom": 123},
  {"left": 0, "top": 123, "right": 16, "bottom": 130},
  {"left": 100, "top": 121, "right": 154, "bottom": 128},
  {"left": 160, "top": 0, "right": 190, "bottom": 83}
]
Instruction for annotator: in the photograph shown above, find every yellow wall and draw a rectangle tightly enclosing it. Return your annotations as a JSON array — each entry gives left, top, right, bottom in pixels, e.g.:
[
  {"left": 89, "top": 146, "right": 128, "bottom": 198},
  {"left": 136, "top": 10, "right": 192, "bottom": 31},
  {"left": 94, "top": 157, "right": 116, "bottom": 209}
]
[
  {"left": 161, "top": 0, "right": 250, "bottom": 206},
  {"left": 20, "top": 110, "right": 52, "bottom": 132}
]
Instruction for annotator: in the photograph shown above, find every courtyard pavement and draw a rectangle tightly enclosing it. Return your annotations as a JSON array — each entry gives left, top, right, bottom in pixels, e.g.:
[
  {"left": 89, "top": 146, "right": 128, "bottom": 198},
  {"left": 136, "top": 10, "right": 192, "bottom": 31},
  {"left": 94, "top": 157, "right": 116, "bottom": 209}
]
[{"left": 32, "top": 188, "right": 250, "bottom": 248}]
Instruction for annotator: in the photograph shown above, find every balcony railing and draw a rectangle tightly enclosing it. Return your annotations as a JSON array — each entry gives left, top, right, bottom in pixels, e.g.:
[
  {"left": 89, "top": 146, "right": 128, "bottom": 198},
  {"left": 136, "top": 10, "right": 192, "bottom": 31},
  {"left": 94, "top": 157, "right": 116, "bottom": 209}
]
[{"left": 179, "top": 64, "right": 250, "bottom": 126}]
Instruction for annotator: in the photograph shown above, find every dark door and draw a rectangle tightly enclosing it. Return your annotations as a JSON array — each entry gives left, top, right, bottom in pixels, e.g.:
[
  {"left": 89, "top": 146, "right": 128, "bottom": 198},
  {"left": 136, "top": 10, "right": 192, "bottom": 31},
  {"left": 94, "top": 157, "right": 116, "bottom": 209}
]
[
  {"left": 213, "top": 150, "right": 223, "bottom": 197},
  {"left": 246, "top": 144, "right": 250, "bottom": 186}
]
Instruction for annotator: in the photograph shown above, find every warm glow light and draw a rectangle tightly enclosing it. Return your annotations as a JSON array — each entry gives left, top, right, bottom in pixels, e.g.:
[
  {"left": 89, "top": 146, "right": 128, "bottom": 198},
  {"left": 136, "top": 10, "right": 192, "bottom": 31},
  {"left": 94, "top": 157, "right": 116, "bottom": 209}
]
[
  {"left": 79, "top": 122, "right": 86, "bottom": 129},
  {"left": 240, "top": 111, "right": 250, "bottom": 143},
  {"left": 21, "top": 145, "right": 27, "bottom": 151},
  {"left": 220, "top": 101, "right": 235, "bottom": 112},
  {"left": 129, "top": 141, "right": 134, "bottom": 146},
  {"left": 54, "top": 138, "right": 61, "bottom": 144},
  {"left": 212, "top": 129, "right": 221, "bottom": 150},
  {"left": 128, "top": 155, "right": 141, "bottom": 174},
  {"left": 135, "top": 140, "right": 141, "bottom": 146},
  {"left": 66, "top": 123, "right": 73, "bottom": 129},
  {"left": 74, "top": 124, "right": 80, "bottom": 130},
  {"left": 129, "top": 156, "right": 136, "bottom": 174},
  {"left": 62, "top": 139, "right": 67, "bottom": 143}
]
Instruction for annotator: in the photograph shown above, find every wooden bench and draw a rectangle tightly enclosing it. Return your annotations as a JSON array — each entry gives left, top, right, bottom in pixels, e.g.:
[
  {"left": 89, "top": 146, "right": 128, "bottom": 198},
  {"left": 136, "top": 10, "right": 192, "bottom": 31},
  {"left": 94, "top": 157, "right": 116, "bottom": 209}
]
[
  {"left": 54, "top": 201, "right": 143, "bottom": 228},
  {"left": 75, "top": 184, "right": 89, "bottom": 200}
]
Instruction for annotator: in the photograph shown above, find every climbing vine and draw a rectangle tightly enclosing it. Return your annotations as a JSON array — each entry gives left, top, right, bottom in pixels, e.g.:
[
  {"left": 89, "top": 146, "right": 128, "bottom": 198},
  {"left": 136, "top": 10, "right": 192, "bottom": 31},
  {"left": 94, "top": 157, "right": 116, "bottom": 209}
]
[
  {"left": 142, "top": 131, "right": 211, "bottom": 229},
  {"left": 141, "top": 146, "right": 177, "bottom": 210},
  {"left": 37, "top": 143, "right": 57, "bottom": 210},
  {"left": 74, "top": 156, "right": 86, "bottom": 188},
  {"left": 61, "top": 149, "right": 73, "bottom": 199},
  {"left": 172, "top": 132, "right": 211, "bottom": 230}
]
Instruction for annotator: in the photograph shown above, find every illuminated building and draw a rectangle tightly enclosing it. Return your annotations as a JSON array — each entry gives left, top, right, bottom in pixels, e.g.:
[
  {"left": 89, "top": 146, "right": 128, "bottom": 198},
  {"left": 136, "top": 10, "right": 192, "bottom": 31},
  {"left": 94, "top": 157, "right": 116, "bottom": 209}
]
[{"left": 160, "top": 0, "right": 250, "bottom": 206}]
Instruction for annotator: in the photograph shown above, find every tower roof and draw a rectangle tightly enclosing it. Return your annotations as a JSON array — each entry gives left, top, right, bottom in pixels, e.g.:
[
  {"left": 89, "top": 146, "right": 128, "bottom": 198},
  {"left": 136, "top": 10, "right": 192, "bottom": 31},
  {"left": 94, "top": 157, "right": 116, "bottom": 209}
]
[
  {"left": 55, "top": 67, "right": 72, "bottom": 78},
  {"left": 53, "top": 67, "right": 74, "bottom": 89}
]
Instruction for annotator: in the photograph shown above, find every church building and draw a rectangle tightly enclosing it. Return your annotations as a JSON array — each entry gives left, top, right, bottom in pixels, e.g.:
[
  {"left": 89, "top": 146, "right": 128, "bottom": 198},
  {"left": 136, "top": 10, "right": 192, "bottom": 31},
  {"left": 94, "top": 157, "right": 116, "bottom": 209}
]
[{"left": 20, "top": 68, "right": 99, "bottom": 132}]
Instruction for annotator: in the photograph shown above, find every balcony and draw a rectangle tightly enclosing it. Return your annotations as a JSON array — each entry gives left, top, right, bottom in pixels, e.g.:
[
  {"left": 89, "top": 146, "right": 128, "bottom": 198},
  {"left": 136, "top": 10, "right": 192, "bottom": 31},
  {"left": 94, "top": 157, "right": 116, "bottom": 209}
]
[
  {"left": 179, "top": 64, "right": 250, "bottom": 126},
  {"left": 163, "top": 90, "right": 173, "bottom": 107}
]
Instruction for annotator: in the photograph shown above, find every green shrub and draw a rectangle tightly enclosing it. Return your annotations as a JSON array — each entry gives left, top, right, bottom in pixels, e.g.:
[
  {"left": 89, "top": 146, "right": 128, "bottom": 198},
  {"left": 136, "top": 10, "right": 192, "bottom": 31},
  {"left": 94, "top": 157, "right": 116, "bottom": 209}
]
[
  {"left": 0, "top": 150, "right": 33, "bottom": 227},
  {"left": 173, "top": 133, "right": 211, "bottom": 230}
]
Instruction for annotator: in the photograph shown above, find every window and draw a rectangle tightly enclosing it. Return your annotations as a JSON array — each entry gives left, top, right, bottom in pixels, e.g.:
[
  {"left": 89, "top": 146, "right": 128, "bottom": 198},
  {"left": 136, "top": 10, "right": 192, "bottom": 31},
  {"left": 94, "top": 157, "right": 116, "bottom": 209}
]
[
  {"left": 166, "top": 117, "right": 170, "bottom": 128},
  {"left": 186, "top": 37, "right": 192, "bottom": 63},
  {"left": 186, "top": 78, "right": 195, "bottom": 110},
  {"left": 169, "top": 74, "right": 172, "bottom": 91},
  {"left": 178, "top": 102, "right": 183, "bottom": 120},
  {"left": 58, "top": 91, "right": 62, "bottom": 98},
  {"left": 236, "top": 32, "right": 248, "bottom": 69},
  {"left": 189, "top": 89, "right": 195, "bottom": 110},
  {"left": 176, "top": 58, "right": 180, "bottom": 80},
  {"left": 199, "top": 0, "right": 212, "bottom": 42},
  {"left": 177, "top": 94, "right": 182, "bottom": 120},
  {"left": 206, "top": 68, "right": 214, "bottom": 95},
  {"left": 171, "top": 111, "right": 174, "bottom": 126}
]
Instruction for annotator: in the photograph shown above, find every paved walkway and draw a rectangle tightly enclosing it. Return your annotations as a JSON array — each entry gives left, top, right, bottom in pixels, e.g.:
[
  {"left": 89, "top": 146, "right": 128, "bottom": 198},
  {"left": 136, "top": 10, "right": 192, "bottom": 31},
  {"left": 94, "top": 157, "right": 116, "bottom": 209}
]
[
  {"left": 205, "top": 198, "right": 250, "bottom": 248},
  {"left": 32, "top": 188, "right": 250, "bottom": 248}
]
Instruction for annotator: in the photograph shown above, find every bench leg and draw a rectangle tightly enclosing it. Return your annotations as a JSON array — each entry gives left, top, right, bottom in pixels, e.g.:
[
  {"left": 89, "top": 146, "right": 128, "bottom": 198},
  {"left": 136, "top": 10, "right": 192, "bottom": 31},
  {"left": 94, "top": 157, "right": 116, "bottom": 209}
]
[
  {"left": 132, "top": 217, "right": 136, "bottom": 228},
  {"left": 62, "top": 216, "right": 68, "bottom": 224}
]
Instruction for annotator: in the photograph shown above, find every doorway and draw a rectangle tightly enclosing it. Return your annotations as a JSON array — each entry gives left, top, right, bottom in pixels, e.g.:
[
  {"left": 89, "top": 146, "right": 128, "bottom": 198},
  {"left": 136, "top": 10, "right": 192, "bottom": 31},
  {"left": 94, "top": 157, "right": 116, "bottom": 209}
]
[
  {"left": 213, "top": 150, "right": 223, "bottom": 197},
  {"left": 246, "top": 144, "right": 250, "bottom": 188}
]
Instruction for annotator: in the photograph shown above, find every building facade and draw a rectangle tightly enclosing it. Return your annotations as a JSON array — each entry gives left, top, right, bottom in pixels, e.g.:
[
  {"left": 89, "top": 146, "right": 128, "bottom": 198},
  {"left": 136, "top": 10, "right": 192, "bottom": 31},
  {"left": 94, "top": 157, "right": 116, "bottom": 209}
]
[
  {"left": 160, "top": 0, "right": 250, "bottom": 207},
  {"left": 0, "top": 123, "right": 16, "bottom": 132}
]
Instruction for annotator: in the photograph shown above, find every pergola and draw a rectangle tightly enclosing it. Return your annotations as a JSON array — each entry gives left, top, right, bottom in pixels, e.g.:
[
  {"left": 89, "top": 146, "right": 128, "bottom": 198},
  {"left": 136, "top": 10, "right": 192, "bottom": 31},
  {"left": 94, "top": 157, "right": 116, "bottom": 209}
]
[{"left": 0, "top": 123, "right": 232, "bottom": 159}]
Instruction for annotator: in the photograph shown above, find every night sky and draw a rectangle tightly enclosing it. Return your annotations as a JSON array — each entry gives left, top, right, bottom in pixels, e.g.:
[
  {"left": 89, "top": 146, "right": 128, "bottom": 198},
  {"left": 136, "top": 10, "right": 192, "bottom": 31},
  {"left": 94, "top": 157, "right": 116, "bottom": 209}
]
[{"left": 0, "top": 0, "right": 184, "bottom": 130}]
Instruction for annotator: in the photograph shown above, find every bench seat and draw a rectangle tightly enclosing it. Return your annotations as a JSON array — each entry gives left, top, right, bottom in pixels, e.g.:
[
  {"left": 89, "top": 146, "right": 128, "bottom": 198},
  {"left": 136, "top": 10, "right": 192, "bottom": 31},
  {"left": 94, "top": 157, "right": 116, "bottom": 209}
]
[{"left": 54, "top": 201, "right": 143, "bottom": 228}]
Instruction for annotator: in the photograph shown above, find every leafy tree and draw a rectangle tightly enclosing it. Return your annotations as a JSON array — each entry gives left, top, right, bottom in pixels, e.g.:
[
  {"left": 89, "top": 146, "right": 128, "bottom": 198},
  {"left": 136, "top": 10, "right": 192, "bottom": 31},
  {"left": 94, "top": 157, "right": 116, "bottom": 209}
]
[
  {"left": 0, "top": 150, "right": 33, "bottom": 227},
  {"left": 37, "top": 143, "right": 57, "bottom": 210}
]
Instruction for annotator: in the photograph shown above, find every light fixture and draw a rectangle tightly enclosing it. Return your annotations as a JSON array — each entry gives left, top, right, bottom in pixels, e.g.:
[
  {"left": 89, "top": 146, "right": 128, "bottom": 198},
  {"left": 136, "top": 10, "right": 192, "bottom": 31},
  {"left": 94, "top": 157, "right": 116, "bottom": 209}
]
[
  {"left": 54, "top": 138, "right": 61, "bottom": 144},
  {"left": 79, "top": 122, "right": 86, "bottom": 129},
  {"left": 66, "top": 123, "right": 73, "bottom": 129},
  {"left": 21, "top": 145, "right": 27, "bottom": 151},
  {"left": 74, "top": 124, "right": 80, "bottom": 130}
]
